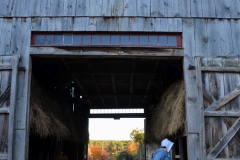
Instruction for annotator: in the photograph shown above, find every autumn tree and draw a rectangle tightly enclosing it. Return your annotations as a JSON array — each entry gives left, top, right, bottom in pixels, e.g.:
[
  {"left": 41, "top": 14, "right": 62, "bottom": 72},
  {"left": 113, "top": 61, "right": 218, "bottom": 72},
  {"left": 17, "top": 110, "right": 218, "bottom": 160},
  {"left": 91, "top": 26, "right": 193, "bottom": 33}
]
[
  {"left": 127, "top": 140, "right": 138, "bottom": 155},
  {"left": 101, "top": 149, "right": 109, "bottom": 160},
  {"left": 130, "top": 128, "right": 144, "bottom": 144},
  {"left": 89, "top": 146, "right": 101, "bottom": 160}
]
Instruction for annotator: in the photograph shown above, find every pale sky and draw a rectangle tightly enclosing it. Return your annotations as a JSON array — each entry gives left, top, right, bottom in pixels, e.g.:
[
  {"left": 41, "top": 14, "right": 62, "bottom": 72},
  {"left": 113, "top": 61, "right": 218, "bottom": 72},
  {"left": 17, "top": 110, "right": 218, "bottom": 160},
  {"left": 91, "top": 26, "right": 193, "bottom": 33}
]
[{"left": 89, "top": 118, "right": 145, "bottom": 140}]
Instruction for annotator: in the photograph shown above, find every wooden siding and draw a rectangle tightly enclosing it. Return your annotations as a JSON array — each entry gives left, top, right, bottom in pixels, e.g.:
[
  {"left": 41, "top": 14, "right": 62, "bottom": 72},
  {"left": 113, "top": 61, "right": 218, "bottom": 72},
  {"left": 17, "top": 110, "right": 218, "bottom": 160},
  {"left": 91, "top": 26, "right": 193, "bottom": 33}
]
[{"left": 0, "top": 0, "right": 240, "bottom": 18}]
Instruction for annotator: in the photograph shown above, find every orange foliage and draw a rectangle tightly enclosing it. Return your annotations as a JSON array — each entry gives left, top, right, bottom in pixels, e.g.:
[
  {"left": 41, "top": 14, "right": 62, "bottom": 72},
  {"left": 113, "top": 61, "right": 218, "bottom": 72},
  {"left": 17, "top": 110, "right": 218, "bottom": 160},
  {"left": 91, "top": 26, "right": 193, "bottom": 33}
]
[
  {"left": 89, "top": 146, "right": 101, "bottom": 160},
  {"left": 101, "top": 149, "right": 109, "bottom": 160},
  {"left": 88, "top": 146, "right": 109, "bottom": 160},
  {"left": 127, "top": 141, "right": 138, "bottom": 155}
]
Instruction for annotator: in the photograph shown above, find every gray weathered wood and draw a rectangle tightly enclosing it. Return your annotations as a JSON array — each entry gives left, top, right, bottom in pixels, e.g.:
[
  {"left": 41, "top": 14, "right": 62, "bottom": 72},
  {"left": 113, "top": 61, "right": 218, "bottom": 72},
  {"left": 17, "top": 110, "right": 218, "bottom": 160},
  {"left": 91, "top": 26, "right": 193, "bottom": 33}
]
[
  {"left": 0, "top": 153, "right": 7, "bottom": 159},
  {"left": 0, "top": 18, "right": 13, "bottom": 55},
  {"left": 201, "top": 67, "right": 240, "bottom": 73},
  {"left": 191, "top": 0, "right": 202, "bottom": 17},
  {"left": 231, "top": 19, "right": 240, "bottom": 56},
  {"left": 207, "top": 117, "right": 240, "bottom": 158},
  {"left": 195, "top": 57, "right": 207, "bottom": 158},
  {"left": 201, "top": 0, "right": 216, "bottom": 18},
  {"left": 206, "top": 85, "right": 240, "bottom": 111},
  {"left": 30, "top": 47, "right": 184, "bottom": 57},
  {"left": 204, "top": 111, "right": 240, "bottom": 117},
  {"left": 0, "top": 108, "right": 9, "bottom": 114}
]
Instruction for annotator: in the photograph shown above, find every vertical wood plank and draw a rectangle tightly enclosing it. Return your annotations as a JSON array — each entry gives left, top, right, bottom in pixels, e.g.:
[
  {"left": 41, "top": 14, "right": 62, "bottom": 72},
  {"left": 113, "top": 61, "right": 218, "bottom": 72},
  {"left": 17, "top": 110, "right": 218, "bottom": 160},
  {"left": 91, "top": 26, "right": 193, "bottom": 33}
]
[
  {"left": 8, "top": 55, "right": 20, "bottom": 160},
  {"left": 0, "top": 18, "right": 13, "bottom": 55},
  {"left": 40, "top": 0, "right": 51, "bottom": 16},
  {"left": 194, "top": 19, "right": 208, "bottom": 56},
  {"left": 231, "top": 0, "right": 240, "bottom": 18},
  {"left": 129, "top": 18, "right": 143, "bottom": 31},
  {"left": 63, "top": 0, "right": 76, "bottom": 16},
  {"left": 195, "top": 57, "right": 207, "bottom": 158},
  {"left": 201, "top": 0, "right": 216, "bottom": 18},
  {"left": 96, "top": 18, "right": 109, "bottom": 31},
  {"left": 31, "top": 18, "right": 42, "bottom": 31},
  {"left": 10, "top": 18, "right": 21, "bottom": 55},
  {"left": 143, "top": 18, "right": 154, "bottom": 32},
  {"left": 190, "top": 0, "right": 202, "bottom": 17},
  {"left": 230, "top": 20, "right": 240, "bottom": 56},
  {"left": 13, "top": 18, "right": 31, "bottom": 160},
  {"left": 111, "top": 0, "right": 124, "bottom": 16},
  {"left": 118, "top": 18, "right": 129, "bottom": 31},
  {"left": 49, "top": 0, "right": 64, "bottom": 16},
  {"left": 61, "top": 17, "right": 73, "bottom": 31},
  {"left": 107, "top": 18, "right": 119, "bottom": 31},
  {"left": 183, "top": 55, "right": 201, "bottom": 159},
  {"left": 88, "top": 0, "right": 102, "bottom": 16},
  {"left": 150, "top": 0, "right": 164, "bottom": 17},
  {"left": 0, "top": 0, "right": 13, "bottom": 16},
  {"left": 19, "top": 0, "right": 29, "bottom": 16},
  {"left": 101, "top": 0, "right": 112, "bottom": 16},
  {"left": 207, "top": 19, "right": 221, "bottom": 57},
  {"left": 11, "top": 0, "right": 21, "bottom": 16},
  {"left": 136, "top": 0, "right": 150, "bottom": 17},
  {"left": 72, "top": 17, "right": 87, "bottom": 31},
  {"left": 28, "top": 0, "right": 41, "bottom": 16},
  {"left": 123, "top": 0, "right": 137, "bottom": 16},
  {"left": 182, "top": 18, "right": 196, "bottom": 56},
  {"left": 75, "top": 0, "right": 88, "bottom": 16},
  {"left": 86, "top": 17, "right": 97, "bottom": 31},
  {"left": 218, "top": 19, "right": 234, "bottom": 56},
  {"left": 207, "top": 58, "right": 228, "bottom": 158},
  {"left": 215, "top": 0, "right": 233, "bottom": 18},
  {"left": 180, "top": 0, "right": 191, "bottom": 17}
]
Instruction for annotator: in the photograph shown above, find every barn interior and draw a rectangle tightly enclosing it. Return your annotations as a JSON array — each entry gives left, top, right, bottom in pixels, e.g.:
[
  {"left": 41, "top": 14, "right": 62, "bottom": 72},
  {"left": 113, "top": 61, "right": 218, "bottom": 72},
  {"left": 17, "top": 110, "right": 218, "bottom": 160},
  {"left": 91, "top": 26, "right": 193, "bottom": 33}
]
[{"left": 29, "top": 55, "right": 184, "bottom": 160}]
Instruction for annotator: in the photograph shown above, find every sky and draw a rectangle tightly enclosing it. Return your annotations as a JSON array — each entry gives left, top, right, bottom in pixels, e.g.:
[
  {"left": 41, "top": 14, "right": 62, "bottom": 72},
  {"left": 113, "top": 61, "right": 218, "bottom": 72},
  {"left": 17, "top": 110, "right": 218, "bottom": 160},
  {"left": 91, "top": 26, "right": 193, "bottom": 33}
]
[{"left": 89, "top": 118, "right": 145, "bottom": 140}]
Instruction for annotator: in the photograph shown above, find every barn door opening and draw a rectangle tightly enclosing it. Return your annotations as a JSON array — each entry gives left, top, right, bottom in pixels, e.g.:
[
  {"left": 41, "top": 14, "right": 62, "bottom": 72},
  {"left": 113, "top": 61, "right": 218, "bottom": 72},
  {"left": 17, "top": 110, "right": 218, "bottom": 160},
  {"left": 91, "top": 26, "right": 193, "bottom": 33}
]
[
  {"left": 195, "top": 57, "right": 240, "bottom": 159},
  {"left": 0, "top": 55, "right": 20, "bottom": 160}
]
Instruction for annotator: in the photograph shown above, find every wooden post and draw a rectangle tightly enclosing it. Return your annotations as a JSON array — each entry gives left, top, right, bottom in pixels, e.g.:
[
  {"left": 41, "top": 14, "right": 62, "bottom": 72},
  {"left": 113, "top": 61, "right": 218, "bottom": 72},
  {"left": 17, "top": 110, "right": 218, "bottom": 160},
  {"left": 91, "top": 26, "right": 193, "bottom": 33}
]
[
  {"left": 183, "top": 55, "right": 201, "bottom": 159},
  {"left": 195, "top": 57, "right": 207, "bottom": 158}
]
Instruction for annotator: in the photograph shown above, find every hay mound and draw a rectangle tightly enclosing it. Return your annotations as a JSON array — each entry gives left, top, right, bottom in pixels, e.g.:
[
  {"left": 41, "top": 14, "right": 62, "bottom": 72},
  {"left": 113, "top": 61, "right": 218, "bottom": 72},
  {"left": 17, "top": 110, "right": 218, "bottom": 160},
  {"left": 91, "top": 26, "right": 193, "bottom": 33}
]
[
  {"left": 30, "top": 77, "right": 89, "bottom": 143},
  {"left": 147, "top": 79, "right": 185, "bottom": 143}
]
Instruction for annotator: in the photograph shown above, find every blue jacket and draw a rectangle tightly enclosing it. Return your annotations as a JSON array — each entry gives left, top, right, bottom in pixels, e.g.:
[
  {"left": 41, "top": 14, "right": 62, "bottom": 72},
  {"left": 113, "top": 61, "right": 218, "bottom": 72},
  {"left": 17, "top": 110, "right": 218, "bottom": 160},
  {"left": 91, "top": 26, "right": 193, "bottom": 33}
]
[{"left": 152, "top": 148, "right": 171, "bottom": 160}]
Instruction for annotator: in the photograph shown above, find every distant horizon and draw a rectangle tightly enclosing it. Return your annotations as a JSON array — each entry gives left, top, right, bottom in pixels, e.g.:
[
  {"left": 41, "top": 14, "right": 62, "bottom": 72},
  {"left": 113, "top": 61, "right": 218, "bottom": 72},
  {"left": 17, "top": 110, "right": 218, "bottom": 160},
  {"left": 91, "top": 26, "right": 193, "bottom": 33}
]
[{"left": 89, "top": 118, "right": 145, "bottom": 140}]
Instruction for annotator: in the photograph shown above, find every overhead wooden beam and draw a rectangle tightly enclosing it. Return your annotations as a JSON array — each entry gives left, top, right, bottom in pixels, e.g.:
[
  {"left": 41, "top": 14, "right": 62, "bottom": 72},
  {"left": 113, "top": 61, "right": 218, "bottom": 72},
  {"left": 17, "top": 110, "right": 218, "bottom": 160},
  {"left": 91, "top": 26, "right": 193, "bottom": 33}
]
[
  {"left": 205, "top": 85, "right": 240, "bottom": 111},
  {"left": 88, "top": 113, "right": 145, "bottom": 118},
  {"left": 144, "top": 75, "right": 162, "bottom": 91},
  {"left": 111, "top": 75, "right": 118, "bottom": 107},
  {"left": 30, "top": 47, "right": 184, "bottom": 57},
  {"left": 85, "top": 59, "right": 106, "bottom": 106},
  {"left": 61, "top": 58, "right": 92, "bottom": 106},
  {"left": 88, "top": 105, "right": 146, "bottom": 109},
  {"left": 64, "top": 71, "right": 162, "bottom": 75},
  {"left": 146, "top": 60, "right": 159, "bottom": 93},
  {"left": 207, "top": 117, "right": 240, "bottom": 159}
]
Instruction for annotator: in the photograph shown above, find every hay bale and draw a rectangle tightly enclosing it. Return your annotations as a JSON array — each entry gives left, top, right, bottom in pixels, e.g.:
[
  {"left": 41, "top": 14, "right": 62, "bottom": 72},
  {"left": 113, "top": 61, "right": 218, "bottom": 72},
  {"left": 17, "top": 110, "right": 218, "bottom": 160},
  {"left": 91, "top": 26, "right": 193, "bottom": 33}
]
[
  {"left": 147, "top": 79, "right": 185, "bottom": 143},
  {"left": 30, "top": 77, "right": 89, "bottom": 143}
]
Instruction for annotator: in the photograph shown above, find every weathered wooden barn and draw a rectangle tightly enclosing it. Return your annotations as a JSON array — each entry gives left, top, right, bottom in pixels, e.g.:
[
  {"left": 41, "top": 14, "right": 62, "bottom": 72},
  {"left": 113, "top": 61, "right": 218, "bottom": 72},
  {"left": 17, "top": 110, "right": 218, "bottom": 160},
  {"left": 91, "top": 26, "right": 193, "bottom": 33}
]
[{"left": 0, "top": 0, "right": 240, "bottom": 159}]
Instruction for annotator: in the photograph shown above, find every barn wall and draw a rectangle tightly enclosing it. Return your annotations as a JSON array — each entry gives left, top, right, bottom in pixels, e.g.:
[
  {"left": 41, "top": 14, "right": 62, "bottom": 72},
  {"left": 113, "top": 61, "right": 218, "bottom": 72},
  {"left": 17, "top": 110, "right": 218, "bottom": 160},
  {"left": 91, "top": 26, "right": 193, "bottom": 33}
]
[
  {"left": 0, "top": 0, "right": 240, "bottom": 18},
  {"left": 0, "top": 0, "right": 240, "bottom": 159}
]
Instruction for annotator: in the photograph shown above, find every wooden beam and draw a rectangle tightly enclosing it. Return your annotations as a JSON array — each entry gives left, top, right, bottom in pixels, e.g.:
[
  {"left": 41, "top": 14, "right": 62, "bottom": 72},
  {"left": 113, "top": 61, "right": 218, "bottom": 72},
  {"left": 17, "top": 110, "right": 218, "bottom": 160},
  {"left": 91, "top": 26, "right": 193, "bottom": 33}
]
[
  {"left": 61, "top": 58, "right": 93, "bottom": 106},
  {"left": 201, "top": 66, "right": 240, "bottom": 73},
  {"left": 0, "top": 65, "right": 12, "bottom": 70},
  {"left": 207, "top": 117, "right": 240, "bottom": 159},
  {"left": 85, "top": 59, "right": 106, "bottom": 106},
  {"left": 65, "top": 71, "right": 162, "bottom": 75},
  {"left": 204, "top": 111, "right": 240, "bottom": 117},
  {"left": 30, "top": 47, "right": 184, "bottom": 57},
  {"left": 111, "top": 75, "right": 118, "bottom": 107},
  {"left": 202, "top": 84, "right": 216, "bottom": 105},
  {"left": 88, "top": 113, "right": 145, "bottom": 118},
  {"left": 195, "top": 57, "right": 206, "bottom": 158},
  {"left": 205, "top": 85, "right": 240, "bottom": 111},
  {"left": 0, "top": 108, "right": 9, "bottom": 114},
  {"left": 144, "top": 76, "right": 162, "bottom": 91},
  {"left": 0, "top": 84, "right": 10, "bottom": 107}
]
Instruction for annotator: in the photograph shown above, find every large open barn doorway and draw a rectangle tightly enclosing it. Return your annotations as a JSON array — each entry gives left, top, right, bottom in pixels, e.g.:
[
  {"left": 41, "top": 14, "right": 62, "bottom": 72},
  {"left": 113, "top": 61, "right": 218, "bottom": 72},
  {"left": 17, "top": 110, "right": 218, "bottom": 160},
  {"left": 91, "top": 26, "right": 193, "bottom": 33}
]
[{"left": 28, "top": 56, "right": 184, "bottom": 160}]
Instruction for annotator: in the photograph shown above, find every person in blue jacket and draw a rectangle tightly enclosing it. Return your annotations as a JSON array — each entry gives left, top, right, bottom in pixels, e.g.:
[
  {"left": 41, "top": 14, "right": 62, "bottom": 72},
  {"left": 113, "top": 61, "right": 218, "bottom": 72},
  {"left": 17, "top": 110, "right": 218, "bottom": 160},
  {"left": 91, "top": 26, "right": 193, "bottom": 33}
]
[{"left": 152, "top": 138, "right": 174, "bottom": 160}]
